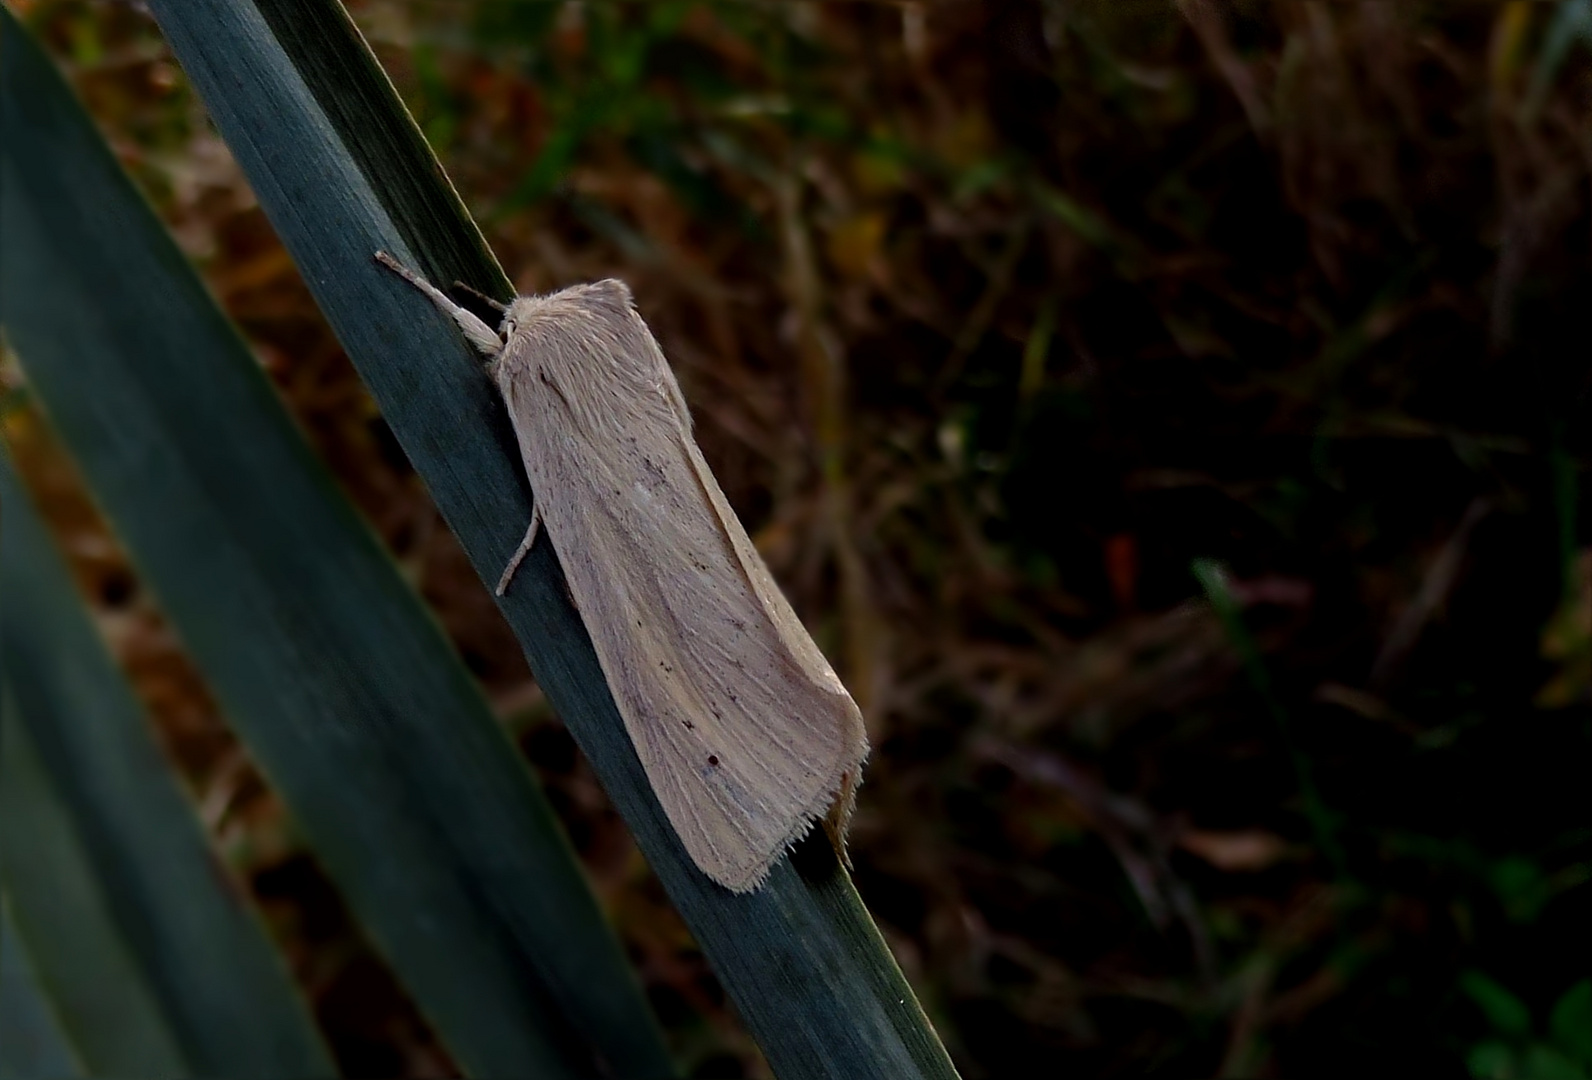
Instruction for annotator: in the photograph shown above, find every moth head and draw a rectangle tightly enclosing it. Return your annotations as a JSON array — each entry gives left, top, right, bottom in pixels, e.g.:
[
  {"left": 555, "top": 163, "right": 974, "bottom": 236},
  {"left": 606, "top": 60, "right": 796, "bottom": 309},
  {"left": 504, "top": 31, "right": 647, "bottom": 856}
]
[
  {"left": 576, "top": 278, "right": 635, "bottom": 309},
  {"left": 502, "top": 279, "right": 636, "bottom": 337}
]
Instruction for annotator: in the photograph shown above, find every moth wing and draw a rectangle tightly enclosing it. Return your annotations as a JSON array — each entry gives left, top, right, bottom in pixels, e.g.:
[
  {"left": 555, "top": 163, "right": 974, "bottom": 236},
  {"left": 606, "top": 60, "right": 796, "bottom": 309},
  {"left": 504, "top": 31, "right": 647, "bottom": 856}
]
[
  {"left": 673, "top": 421, "right": 869, "bottom": 850},
  {"left": 498, "top": 287, "right": 867, "bottom": 891}
]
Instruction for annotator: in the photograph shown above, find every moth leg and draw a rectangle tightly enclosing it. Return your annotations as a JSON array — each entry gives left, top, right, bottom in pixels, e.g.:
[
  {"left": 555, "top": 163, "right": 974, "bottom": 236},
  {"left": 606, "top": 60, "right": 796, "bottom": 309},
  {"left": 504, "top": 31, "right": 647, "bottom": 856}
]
[
  {"left": 495, "top": 502, "right": 543, "bottom": 597},
  {"left": 374, "top": 251, "right": 504, "bottom": 358}
]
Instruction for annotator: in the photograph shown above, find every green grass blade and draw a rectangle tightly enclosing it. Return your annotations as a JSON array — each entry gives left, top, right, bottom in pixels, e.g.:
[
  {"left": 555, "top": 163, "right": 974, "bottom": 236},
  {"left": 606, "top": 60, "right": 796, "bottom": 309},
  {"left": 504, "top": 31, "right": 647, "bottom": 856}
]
[
  {"left": 133, "top": 0, "right": 958, "bottom": 1075},
  {"left": 0, "top": 453, "right": 337, "bottom": 1076},
  {"left": 0, "top": 9, "right": 671, "bottom": 1078},
  {"left": 1, "top": 897, "right": 86, "bottom": 1080},
  {"left": 0, "top": 687, "right": 189, "bottom": 1077}
]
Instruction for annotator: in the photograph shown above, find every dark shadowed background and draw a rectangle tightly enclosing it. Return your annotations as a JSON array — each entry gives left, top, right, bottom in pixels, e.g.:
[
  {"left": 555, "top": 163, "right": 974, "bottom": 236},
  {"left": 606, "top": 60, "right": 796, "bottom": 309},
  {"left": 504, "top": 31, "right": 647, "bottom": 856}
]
[{"left": 5, "top": 2, "right": 1591, "bottom": 1077}]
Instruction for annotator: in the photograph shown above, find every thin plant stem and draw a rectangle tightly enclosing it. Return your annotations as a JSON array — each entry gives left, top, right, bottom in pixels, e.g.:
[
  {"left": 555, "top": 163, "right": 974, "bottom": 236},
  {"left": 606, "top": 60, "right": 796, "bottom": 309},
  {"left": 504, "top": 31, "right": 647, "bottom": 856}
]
[{"left": 1193, "top": 559, "right": 1347, "bottom": 877}]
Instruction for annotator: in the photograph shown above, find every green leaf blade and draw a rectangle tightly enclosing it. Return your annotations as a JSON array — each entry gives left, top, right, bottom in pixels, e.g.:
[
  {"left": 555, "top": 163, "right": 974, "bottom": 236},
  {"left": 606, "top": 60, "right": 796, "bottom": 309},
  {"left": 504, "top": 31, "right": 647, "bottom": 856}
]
[
  {"left": 0, "top": 453, "right": 337, "bottom": 1077},
  {"left": 0, "top": 702, "right": 187, "bottom": 1079},
  {"left": 1550, "top": 980, "right": 1592, "bottom": 1066},
  {"left": 0, "top": 899, "right": 88, "bottom": 1080},
  {"left": 129, "top": 0, "right": 958, "bottom": 1076},
  {"left": 1462, "top": 972, "right": 1535, "bottom": 1039},
  {"left": 0, "top": 8, "right": 670, "bottom": 1078}
]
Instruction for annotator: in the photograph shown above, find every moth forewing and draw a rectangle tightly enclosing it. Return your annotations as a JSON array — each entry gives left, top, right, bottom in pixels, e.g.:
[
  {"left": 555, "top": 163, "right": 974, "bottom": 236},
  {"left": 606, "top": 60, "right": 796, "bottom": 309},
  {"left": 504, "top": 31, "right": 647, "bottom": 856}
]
[{"left": 374, "top": 253, "right": 869, "bottom": 892}]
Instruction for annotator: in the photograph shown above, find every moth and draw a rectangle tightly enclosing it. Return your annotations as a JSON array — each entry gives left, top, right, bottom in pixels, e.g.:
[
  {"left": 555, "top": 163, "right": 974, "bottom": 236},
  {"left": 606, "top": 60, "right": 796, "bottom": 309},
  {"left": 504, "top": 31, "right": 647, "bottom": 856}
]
[{"left": 375, "top": 251, "right": 868, "bottom": 892}]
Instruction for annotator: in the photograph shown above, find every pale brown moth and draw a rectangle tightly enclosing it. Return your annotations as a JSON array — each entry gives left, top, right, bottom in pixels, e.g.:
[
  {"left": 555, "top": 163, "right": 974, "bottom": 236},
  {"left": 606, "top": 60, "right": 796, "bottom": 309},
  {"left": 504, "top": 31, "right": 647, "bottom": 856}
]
[{"left": 374, "top": 252, "right": 869, "bottom": 892}]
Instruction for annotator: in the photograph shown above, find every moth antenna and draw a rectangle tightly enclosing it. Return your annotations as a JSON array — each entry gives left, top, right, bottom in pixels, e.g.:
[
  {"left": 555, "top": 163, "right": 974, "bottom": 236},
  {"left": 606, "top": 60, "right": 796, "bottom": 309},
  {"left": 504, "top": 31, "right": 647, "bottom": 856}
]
[
  {"left": 374, "top": 251, "right": 503, "bottom": 357},
  {"left": 449, "top": 279, "right": 509, "bottom": 315}
]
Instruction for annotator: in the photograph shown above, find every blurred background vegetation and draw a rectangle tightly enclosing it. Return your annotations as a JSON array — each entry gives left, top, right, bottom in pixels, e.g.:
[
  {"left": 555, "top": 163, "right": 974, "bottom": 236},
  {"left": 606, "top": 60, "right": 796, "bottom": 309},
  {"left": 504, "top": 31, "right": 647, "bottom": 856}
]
[{"left": 5, "top": 1, "right": 1592, "bottom": 1077}]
